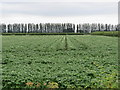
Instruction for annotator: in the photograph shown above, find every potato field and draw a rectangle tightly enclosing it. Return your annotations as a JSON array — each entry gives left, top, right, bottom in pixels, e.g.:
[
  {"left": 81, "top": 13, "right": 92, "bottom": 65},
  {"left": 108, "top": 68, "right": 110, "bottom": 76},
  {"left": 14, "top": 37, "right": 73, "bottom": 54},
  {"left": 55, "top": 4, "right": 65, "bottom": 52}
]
[{"left": 2, "top": 35, "right": 118, "bottom": 89}]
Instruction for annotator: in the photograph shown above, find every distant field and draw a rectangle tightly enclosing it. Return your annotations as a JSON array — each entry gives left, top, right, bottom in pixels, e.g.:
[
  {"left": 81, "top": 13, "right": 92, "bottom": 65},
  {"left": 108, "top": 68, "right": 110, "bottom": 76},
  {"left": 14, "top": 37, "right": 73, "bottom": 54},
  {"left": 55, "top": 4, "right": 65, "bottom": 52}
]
[
  {"left": 2, "top": 35, "right": 118, "bottom": 88},
  {"left": 91, "top": 31, "right": 119, "bottom": 37}
]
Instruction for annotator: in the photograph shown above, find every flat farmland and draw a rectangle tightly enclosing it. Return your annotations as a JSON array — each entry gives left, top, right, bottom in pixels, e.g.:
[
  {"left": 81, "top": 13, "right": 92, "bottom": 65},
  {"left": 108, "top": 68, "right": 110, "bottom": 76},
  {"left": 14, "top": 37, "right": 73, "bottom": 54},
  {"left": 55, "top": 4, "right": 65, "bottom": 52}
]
[{"left": 2, "top": 35, "right": 118, "bottom": 88}]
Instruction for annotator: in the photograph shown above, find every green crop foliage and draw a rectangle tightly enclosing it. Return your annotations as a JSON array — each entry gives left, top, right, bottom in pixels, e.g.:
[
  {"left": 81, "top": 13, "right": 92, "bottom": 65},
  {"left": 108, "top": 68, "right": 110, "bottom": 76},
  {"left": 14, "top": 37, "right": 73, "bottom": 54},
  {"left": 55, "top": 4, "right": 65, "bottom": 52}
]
[
  {"left": 2, "top": 35, "right": 118, "bottom": 89},
  {"left": 91, "top": 31, "right": 119, "bottom": 37},
  {"left": 2, "top": 33, "right": 84, "bottom": 35}
]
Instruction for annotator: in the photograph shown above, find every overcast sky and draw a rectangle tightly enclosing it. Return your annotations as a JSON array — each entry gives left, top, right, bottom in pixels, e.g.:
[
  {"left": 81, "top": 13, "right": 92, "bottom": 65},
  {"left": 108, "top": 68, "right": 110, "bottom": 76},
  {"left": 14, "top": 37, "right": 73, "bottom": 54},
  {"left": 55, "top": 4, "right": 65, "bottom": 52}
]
[{"left": 0, "top": 0, "right": 119, "bottom": 25}]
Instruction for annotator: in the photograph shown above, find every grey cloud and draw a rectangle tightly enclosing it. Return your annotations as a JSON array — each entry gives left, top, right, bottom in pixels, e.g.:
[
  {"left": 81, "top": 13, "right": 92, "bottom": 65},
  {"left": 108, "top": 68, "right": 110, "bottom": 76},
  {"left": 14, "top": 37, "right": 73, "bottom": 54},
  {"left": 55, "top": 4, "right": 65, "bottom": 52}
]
[{"left": 2, "top": 2, "right": 118, "bottom": 16}]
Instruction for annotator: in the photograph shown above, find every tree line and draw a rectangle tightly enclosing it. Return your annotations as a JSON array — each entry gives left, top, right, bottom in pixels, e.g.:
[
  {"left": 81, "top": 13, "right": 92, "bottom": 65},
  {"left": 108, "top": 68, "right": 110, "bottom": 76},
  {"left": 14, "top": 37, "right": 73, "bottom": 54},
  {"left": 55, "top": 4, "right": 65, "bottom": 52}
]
[
  {"left": 77, "top": 23, "right": 119, "bottom": 33},
  {"left": 0, "top": 23, "right": 119, "bottom": 33}
]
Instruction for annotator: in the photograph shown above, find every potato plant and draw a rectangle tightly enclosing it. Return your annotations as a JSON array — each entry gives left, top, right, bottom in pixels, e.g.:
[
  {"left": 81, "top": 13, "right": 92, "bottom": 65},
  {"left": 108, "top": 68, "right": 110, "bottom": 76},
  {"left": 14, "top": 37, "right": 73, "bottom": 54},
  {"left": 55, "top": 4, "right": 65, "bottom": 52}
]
[{"left": 2, "top": 35, "right": 118, "bottom": 89}]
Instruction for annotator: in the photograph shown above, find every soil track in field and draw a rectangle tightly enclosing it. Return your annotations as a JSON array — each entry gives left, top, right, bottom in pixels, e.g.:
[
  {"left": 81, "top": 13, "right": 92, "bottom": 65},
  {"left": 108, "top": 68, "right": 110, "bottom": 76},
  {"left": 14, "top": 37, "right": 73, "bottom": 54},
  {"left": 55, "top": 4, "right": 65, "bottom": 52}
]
[{"left": 65, "top": 35, "right": 68, "bottom": 50}]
